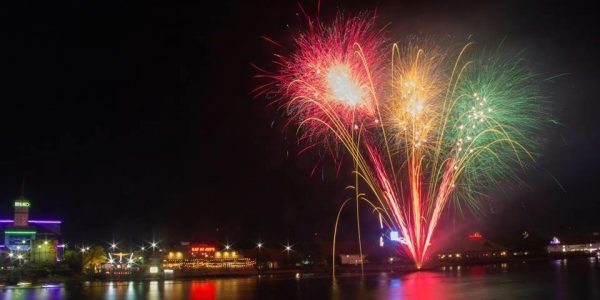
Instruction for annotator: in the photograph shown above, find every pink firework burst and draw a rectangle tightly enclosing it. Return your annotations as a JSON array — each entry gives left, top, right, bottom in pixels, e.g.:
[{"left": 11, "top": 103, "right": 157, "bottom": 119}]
[{"left": 255, "top": 12, "right": 387, "bottom": 151}]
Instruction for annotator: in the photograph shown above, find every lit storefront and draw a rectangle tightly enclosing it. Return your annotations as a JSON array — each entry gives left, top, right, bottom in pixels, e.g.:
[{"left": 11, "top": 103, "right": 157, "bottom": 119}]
[{"left": 163, "top": 243, "right": 255, "bottom": 270}]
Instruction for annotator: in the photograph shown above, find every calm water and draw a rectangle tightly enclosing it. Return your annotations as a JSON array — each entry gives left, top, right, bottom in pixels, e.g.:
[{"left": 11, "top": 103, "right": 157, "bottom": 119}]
[{"left": 2, "top": 257, "right": 599, "bottom": 299}]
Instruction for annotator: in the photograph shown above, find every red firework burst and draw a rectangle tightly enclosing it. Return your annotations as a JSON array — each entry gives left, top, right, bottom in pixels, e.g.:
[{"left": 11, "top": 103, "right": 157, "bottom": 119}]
[{"left": 255, "top": 12, "right": 386, "bottom": 149}]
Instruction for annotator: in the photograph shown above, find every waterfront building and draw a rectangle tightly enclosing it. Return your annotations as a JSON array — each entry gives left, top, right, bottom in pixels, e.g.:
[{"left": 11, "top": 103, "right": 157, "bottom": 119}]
[
  {"left": 0, "top": 196, "right": 62, "bottom": 264},
  {"left": 546, "top": 236, "right": 600, "bottom": 255},
  {"left": 162, "top": 243, "right": 254, "bottom": 271},
  {"left": 437, "top": 232, "right": 509, "bottom": 262},
  {"left": 339, "top": 254, "right": 365, "bottom": 265}
]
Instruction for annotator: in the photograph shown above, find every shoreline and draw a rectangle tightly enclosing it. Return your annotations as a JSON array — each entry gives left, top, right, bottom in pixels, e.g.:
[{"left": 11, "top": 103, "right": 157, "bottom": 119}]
[{"left": 2, "top": 255, "right": 596, "bottom": 286}]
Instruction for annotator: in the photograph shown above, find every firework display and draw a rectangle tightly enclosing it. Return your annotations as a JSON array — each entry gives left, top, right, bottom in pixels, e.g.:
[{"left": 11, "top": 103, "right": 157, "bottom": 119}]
[{"left": 256, "top": 12, "right": 543, "bottom": 269}]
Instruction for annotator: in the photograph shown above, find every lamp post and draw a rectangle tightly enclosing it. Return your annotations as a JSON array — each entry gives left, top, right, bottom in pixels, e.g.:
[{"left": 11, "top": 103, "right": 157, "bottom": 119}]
[
  {"left": 257, "top": 242, "right": 263, "bottom": 271},
  {"left": 284, "top": 244, "right": 292, "bottom": 268}
]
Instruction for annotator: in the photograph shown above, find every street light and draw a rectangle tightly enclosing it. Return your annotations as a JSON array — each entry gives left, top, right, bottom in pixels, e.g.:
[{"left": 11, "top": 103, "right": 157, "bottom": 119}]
[
  {"left": 150, "top": 241, "right": 158, "bottom": 254},
  {"left": 256, "top": 242, "right": 264, "bottom": 271},
  {"left": 284, "top": 244, "right": 293, "bottom": 267},
  {"left": 225, "top": 244, "right": 231, "bottom": 250},
  {"left": 111, "top": 243, "right": 117, "bottom": 250}
]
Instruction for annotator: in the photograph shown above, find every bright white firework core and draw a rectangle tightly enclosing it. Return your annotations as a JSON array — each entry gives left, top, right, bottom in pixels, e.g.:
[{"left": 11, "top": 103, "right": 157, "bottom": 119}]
[
  {"left": 326, "top": 64, "right": 364, "bottom": 106},
  {"left": 406, "top": 99, "right": 425, "bottom": 118}
]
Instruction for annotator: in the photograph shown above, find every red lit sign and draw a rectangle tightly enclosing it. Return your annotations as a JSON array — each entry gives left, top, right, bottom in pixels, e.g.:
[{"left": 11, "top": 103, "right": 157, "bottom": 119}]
[
  {"left": 190, "top": 245, "right": 216, "bottom": 253},
  {"left": 468, "top": 232, "right": 483, "bottom": 240}
]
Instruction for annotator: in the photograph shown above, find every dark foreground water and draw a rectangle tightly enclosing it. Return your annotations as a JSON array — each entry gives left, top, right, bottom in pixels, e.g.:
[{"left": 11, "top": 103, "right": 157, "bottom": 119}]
[{"left": 2, "top": 257, "right": 600, "bottom": 299}]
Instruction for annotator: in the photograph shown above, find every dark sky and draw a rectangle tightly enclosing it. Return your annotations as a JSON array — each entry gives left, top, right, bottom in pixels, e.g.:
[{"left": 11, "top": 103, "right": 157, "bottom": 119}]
[{"left": 0, "top": 0, "right": 598, "bottom": 246}]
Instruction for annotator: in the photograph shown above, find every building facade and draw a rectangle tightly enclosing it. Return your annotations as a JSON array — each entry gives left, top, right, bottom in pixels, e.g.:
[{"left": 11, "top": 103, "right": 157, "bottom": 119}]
[
  {"left": 162, "top": 243, "right": 254, "bottom": 271},
  {"left": 0, "top": 197, "right": 62, "bottom": 264}
]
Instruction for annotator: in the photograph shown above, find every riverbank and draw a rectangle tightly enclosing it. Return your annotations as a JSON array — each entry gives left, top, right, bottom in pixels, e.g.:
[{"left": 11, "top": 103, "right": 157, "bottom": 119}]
[
  {"left": 2, "top": 253, "right": 596, "bottom": 286},
  {"left": 0, "top": 265, "right": 411, "bottom": 286},
  {"left": 3, "top": 257, "right": 599, "bottom": 299}
]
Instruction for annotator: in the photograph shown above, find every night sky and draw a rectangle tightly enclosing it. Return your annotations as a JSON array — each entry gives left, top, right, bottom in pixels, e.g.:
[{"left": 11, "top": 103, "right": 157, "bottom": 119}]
[{"left": 1, "top": 0, "right": 598, "bottom": 246}]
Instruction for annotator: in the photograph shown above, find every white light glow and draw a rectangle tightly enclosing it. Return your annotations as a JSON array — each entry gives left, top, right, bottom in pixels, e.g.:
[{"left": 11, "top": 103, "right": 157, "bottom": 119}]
[
  {"left": 406, "top": 100, "right": 425, "bottom": 118},
  {"left": 326, "top": 64, "right": 364, "bottom": 106}
]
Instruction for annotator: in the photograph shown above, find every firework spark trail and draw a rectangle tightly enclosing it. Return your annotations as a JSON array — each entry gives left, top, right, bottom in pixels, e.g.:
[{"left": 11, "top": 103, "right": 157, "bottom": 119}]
[
  {"left": 256, "top": 11, "right": 544, "bottom": 269},
  {"left": 366, "top": 144, "right": 416, "bottom": 260},
  {"left": 254, "top": 12, "right": 391, "bottom": 272}
]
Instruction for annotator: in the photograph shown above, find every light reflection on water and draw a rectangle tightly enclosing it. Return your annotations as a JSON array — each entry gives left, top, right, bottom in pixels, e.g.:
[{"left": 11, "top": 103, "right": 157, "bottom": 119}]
[{"left": 1, "top": 258, "right": 599, "bottom": 299}]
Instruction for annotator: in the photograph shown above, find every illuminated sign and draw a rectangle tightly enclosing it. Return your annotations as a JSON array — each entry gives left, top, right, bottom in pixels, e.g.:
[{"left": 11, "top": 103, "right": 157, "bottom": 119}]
[
  {"left": 149, "top": 266, "right": 159, "bottom": 274},
  {"left": 550, "top": 237, "right": 561, "bottom": 245},
  {"left": 29, "top": 220, "right": 61, "bottom": 224},
  {"left": 14, "top": 201, "right": 30, "bottom": 207},
  {"left": 389, "top": 231, "right": 409, "bottom": 244},
  {"left": 191, "top": 246, "right": 216, "bottom": 253},
  {"left": 5, "top": 230, "right": 36, "bottom": 235},
  {"left": 468, "top": 232, "right": 483, "bottom": 240}
]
